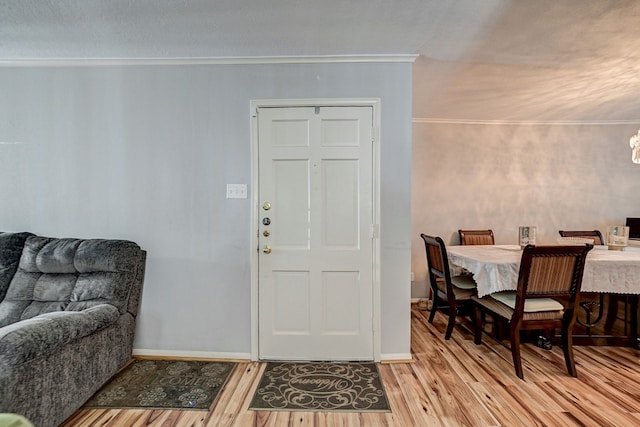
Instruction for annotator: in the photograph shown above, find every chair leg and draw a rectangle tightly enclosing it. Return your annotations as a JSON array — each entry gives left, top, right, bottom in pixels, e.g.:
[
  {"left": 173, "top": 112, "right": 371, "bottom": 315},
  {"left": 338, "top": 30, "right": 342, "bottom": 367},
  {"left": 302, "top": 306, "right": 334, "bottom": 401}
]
[
  {"left": 428, "top": 293, "right": 438, "bottom": 323},
  {"left": 604, "top": 294, "right": 621, "bottom": 334},
  {"left": 494, "top": 317, "right": 503, "bottom": 340},
  {"left": 473, "top": 304, "right": 483, "bottom": 344},
  {"left": 510, "top": 323, "right": 524, "bottom": 379},
  {"left": 444, "top": 302, "right": 456, "bottom": 340},
  {"left": 562, "top": 321, "right": 578, "bottom": 377}
]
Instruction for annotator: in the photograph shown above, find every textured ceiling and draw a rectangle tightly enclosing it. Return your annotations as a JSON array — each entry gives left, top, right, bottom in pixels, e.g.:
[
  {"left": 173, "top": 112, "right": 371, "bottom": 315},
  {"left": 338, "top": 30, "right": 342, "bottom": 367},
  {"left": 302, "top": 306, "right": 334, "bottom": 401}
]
[{"left": 1, "top": 0, "right": 639, "bottom": 121}]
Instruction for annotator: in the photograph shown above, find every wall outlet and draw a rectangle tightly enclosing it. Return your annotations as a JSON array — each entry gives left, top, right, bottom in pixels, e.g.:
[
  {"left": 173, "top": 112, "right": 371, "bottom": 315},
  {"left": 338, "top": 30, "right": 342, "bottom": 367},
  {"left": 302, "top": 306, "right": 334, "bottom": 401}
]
[
  {"left": 226, "top": 184, "right": 247, "bottom": 199},
  {"left": 411, "top": 272, "right": 415, "bottom": 282}
]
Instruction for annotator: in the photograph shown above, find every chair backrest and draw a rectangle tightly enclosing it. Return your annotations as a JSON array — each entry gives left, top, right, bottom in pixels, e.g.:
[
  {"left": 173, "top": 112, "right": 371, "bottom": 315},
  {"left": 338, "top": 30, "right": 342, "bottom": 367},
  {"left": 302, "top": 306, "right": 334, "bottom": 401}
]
[
  {"left": 558, "top": 230, "right": 604, "bottom": 245},
  {"left": 515, "top": 244, "right": 593, "bottom": 310},
  {"left": 420, "top": 234, "right": 453, "bottom": 295},
  {"left": 459, "top": 229, "right": 495, "bottom": 245}
]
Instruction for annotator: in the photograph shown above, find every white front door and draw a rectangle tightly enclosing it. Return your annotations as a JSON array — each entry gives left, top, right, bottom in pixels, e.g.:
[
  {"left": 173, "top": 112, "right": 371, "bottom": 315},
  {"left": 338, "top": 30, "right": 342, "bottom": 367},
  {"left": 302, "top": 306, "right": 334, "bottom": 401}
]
[{"left": 257, "top": 105, "right": 374, "bottom": 361}]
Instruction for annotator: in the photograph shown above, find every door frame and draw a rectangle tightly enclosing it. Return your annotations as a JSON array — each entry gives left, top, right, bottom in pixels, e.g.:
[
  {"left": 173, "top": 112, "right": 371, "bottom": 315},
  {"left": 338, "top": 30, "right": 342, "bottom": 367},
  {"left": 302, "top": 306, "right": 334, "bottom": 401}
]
[{"left": 249, "top": 98, "right": 381, "bottom": 361}]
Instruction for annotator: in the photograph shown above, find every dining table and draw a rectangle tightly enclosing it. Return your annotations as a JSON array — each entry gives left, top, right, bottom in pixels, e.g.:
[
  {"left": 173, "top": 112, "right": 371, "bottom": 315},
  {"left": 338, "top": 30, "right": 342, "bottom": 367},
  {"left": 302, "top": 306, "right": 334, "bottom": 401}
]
[{"left": 447, "top": 244, "right": 640, "bottom": 347}]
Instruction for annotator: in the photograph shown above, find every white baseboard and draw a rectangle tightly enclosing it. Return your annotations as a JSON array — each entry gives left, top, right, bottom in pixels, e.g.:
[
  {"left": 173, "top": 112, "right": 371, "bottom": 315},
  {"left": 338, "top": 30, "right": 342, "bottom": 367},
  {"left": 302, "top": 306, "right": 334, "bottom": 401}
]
[
  {"left": 133, "top": 348, "right": 251, "bottom": 361},
  {"left": 133, "top": 348, "right": 412, "bottom": 364},
  {"left": 380, "top": 353, "right": 413, "bottom": 363}
]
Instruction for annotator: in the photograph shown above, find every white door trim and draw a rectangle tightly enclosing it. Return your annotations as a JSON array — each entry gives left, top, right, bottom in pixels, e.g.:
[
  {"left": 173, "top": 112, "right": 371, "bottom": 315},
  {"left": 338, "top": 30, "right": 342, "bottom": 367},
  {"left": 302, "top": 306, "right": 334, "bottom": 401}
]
[{"left": 250, "top": 98, "right": 381, "bottom": 361}]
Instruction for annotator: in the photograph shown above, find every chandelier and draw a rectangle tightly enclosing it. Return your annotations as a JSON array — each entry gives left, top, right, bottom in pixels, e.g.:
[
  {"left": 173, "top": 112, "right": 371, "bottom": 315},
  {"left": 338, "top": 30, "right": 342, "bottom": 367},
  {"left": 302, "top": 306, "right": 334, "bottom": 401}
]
[{"left": 631, "top": 129, "right": 640, "bottom": 164}]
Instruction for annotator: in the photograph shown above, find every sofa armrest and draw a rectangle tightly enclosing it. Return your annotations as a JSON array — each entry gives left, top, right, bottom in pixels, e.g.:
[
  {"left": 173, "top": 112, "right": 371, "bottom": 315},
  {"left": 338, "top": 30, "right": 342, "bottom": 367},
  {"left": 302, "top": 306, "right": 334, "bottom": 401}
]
[{"left": 0, "top": 304, "right": 119, "bottom": 367}]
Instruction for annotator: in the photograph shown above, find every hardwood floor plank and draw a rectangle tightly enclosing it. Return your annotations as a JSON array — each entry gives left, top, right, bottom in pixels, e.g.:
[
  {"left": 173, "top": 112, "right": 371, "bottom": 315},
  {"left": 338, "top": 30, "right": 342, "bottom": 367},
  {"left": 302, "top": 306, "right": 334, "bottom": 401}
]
[
  {"left": 534, "top": 410, "right": 592, "bottom": 427},
  {"left": 391, "top": 363, "right": 443, "bottom": 426},
  {"left": 206, "top": 362, "right": 264, "bottom": 426},
  {"left": 409, "top": 359, "right": 498, "bottom": 427},
  {"left": 470, "top": 381, "right": 548, "bottom": 426},
  {"left": 61, "top": 304, "right": 640, "bottom": 426},
  {"left": 534, "top": 380, "right": 618, "bottom": 427},
  {"left": 287, "top": 412, "right": 319, "bottom": 426},
  {"left": 377, "top": 363, "right": 423, "bottom": 426}
]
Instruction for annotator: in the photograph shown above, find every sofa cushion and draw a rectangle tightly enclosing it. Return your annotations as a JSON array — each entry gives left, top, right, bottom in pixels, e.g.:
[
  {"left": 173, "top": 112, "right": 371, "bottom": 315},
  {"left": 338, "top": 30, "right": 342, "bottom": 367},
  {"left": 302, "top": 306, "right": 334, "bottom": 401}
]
[
  {"left": 0, "top": 232, "right": 33, "bottom": 302},
  {"left": 68, "top": 239, "right": 142, "bottom": 312},
  {"left": 0, "top": 236, "right": 142, "bottom": 328},
  {"left": 0, "top": 304, "right": 119, "bottom": 368}
]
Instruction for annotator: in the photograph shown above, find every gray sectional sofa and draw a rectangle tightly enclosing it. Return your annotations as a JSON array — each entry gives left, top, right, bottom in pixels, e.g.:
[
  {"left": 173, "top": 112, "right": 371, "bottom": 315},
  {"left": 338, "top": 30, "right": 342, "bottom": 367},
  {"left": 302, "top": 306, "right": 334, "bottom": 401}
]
[{"left": 0, "top": 232, "right": 146, "bottom": 427}]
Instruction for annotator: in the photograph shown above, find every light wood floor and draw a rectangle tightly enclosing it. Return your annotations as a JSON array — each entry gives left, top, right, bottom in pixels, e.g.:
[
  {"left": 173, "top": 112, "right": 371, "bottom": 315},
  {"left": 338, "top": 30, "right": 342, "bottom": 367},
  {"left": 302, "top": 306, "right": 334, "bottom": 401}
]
[{"left": 62, "top": 304, "right": 640, "bottom": 426}]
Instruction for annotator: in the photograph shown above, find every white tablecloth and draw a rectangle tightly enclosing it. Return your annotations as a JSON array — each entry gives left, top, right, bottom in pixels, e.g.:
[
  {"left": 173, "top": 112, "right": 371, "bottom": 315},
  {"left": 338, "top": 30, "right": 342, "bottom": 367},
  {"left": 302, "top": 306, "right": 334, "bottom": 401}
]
[{"left": 447, "top": 245, "right": 640, "bottom": 298}]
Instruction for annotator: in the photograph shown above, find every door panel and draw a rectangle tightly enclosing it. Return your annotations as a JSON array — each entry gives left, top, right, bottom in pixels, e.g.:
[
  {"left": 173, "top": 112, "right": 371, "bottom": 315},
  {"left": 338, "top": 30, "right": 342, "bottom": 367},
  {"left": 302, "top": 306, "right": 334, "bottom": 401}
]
[
  {"left": 258, "top": 105, "right": 373, "bottom": 361},
  {"left": 322, "top": 271, "right": 360, "bottom": 333},
  {"left": 322, "top": 160, "right": 359, "bottom": 248},
  {"left": 273, "top": 271, "right": 310, "bottom": 333},
  {"left": 321, "top": 119, "right": 361, "bottom": 146},
  {"left": 273, "top": 160, "right": 309, "bottom": 248}
]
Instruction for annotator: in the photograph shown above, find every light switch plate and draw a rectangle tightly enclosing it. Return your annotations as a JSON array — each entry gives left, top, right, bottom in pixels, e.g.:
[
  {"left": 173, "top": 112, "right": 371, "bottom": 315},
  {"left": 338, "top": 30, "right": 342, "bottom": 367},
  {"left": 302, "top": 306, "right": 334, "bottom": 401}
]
[{"left": 226, "top": 184, "right": 247, "bottom": 199}]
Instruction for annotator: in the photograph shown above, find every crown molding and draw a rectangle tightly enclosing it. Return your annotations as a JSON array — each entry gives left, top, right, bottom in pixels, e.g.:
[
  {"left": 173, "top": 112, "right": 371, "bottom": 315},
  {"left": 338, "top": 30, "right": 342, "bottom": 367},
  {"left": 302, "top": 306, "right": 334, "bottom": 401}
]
[
  {"left": 0, "top": 54, "right": 418, "bottom": 67},
  {"left": 413, "top": 118, "right": 640, "bottom": 126}
]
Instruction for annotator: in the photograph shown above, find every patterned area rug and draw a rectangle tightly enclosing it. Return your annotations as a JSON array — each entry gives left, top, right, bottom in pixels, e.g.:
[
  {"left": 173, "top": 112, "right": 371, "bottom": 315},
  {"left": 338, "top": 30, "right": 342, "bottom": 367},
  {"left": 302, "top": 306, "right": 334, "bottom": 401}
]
[
  {"left": 249, "top": 362, "right": 390, "bottom": 412},
  {"left": 83, "top": 359, "right": 235, "bottom": 411}
]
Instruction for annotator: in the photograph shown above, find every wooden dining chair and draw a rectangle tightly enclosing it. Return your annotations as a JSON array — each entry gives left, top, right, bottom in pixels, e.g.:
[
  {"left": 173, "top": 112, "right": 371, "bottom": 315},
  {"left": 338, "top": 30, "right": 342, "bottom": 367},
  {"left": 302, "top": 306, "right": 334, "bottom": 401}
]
[
  {"left": 558, "top": 230, "right": 621, "bottom": 334},
  {"left": 558, "top": 230, "right": 604, "bottom": 245},
  {"left": 458, "top": 229, "right": 495, "bottom": 245},
  {"left": 471, "top": 244, "right": 593, "bottom": 379},
  {"left": 420, "top": 234, "right": 477, "bottom": 340}
]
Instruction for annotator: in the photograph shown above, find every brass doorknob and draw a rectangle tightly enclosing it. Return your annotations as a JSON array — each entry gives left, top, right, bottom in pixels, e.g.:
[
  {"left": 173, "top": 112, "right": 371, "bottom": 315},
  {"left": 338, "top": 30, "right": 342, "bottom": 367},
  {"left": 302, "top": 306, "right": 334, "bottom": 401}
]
[
  {"left": 263, "top": 246, "right": 272, "bottom": 254},
  {"left": 263, "top": 202, "right": 271, "bottom": 210}
]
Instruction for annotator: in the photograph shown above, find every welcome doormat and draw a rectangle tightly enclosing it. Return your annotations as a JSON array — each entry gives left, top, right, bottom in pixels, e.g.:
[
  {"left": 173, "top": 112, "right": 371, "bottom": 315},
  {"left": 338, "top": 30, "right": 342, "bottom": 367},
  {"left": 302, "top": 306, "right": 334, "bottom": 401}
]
[
  {"left": 83, "top": 359, "right": 235, "bottom": 411},
  {"left": 249, "top": 362, "right": 390, "bottom": 412}
]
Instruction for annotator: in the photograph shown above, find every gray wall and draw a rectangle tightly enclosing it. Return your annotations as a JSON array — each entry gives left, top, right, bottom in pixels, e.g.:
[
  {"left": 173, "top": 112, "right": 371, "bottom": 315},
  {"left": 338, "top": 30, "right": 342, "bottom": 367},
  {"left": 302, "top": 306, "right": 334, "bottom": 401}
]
[
  {"left": 411, "top": 122, "right": 640, "bottom": 298},
  {"left": 0, "top": 62, "right": 412, "bottom": 359}
]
